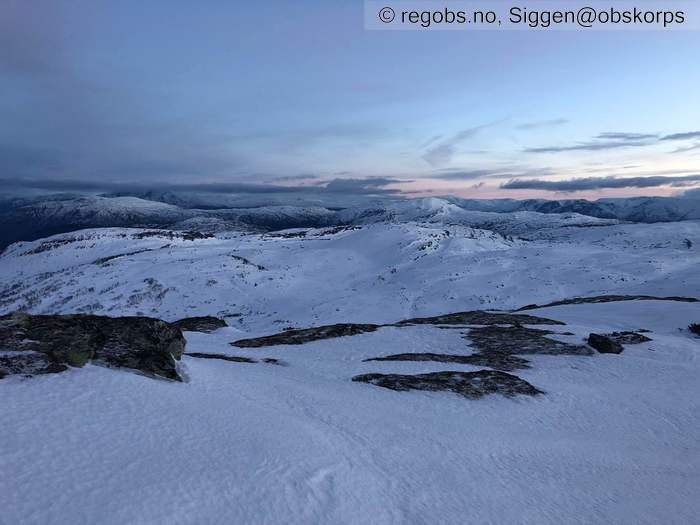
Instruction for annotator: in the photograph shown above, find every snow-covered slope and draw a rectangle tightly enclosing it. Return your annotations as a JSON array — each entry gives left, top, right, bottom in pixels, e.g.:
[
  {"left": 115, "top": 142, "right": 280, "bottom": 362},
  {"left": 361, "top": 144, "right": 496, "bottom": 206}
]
[
  {"left": 2, "top": 215, "right": 700, "bottom": 524},
  {"left": 1, "top": 218, "right": 698, "bottom": 330},
  {"left": 2, "top": 293, "right": 700, "bottom": 524}
]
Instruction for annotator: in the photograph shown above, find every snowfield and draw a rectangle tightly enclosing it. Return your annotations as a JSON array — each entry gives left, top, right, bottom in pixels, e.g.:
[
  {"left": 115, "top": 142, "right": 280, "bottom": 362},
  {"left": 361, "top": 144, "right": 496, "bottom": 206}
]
[
  {"left": 1, "top": 219, "right": 698, "bottom": 330},
  {"left": 2, "top": 216, "right": 700, "bottom": 524}
]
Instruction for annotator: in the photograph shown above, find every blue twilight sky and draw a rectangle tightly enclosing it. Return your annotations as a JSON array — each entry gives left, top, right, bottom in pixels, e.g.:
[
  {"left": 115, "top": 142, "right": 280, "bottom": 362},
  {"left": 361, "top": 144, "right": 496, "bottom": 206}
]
[{"left": 1, "top": 0, "right": 699, "bottom": 200}]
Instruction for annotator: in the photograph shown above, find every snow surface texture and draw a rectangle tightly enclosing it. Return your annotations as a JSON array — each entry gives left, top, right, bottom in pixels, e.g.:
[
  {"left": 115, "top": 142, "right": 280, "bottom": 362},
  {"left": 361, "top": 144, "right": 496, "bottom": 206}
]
[{"left": 2, "top": 217, "right": 700, "bottom": 524}]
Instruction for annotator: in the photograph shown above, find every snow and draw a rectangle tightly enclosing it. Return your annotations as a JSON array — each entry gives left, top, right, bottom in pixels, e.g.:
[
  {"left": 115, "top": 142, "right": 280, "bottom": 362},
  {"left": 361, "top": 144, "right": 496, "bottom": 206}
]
[
  {"left": 1, "top": 220, "right": 699, "bottom": 331},
  {"left": 447, "top": 194, "right": 700, "bottom": 223},
  {"left": 2, "top": 216, "right": 700, "bottom": 524},
  {"left": 2, "top": 299, "right": 700, "bottom": 524}
]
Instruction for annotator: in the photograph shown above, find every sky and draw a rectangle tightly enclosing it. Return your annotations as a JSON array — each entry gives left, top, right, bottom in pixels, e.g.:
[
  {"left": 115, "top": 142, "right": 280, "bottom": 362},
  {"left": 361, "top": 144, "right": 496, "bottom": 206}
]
[{"left": 1, "top": 0, "right": 699, "bottom": 201}]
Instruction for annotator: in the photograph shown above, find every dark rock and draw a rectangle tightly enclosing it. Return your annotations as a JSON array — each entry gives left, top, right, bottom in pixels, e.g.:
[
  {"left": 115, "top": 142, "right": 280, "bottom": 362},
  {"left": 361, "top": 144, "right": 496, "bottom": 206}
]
[
  {"left": 262, "top": 358, "right": 286, "bottom": 365},
  {"left": 184, "top": 352, "right": 286, "bottom": 365},
  {"left": 0, "top": 352, "right": 68, "bottom": 379},
  {"left": 228, "top": 310, "right": 566, "bottom": 348},
  {"left": 352, "top": 370, "right": 543, "bottom": 399},
  {"left": 172, "top": 316, "right": 228, "bottom": 333},
  {"left": 181, "top": 231, "right": 215, "bottom": 241},
  {"left": 231, "top": 323, "right": 380, "bottom": 348},
  {"left": 366, "top": 326, "right": 590, "bottom": 372},
  {"left": 587, "top": 333, "right": 624, "bottom": 354},
  {"left": 467, "top": 325, "right": 593, "bottom": 357},
  {"left": 364, "top": 352, "right": 530, "bottom": 371},
  {"left": 185, "top": 352, "right": 256, "bottom": 363},
  {"left": 0, "top": 313, "right": 185, "bottom": 380},
  {"left": 132, "top": 230, "right": 214, "bottom": 241},
  {"left": 229, "top": 255, "right": 266, "bottom": 271},
  {"left": 266, "top": 230, "right": 307, "bottom": 239},
  {"left": 688, "top": 324, "right": 700, "bottom": 336},
  {"left": 396, "top": 311, "right": 564, "bottom": 326},
  {"left": 93, "top": 249, "right": 155, "bottom": 266},
  {"left": 606, "top": 331, "right": 652, "bottom": 344},
  {"left": 518, "top": 295, "right": 698, "bottom": 311}
]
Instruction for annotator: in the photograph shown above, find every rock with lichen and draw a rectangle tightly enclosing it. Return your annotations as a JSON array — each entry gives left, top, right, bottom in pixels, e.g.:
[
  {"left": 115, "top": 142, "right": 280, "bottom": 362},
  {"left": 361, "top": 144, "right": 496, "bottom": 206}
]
[{"left": 0, "top": 313, "right": 185, "bottom": 380}]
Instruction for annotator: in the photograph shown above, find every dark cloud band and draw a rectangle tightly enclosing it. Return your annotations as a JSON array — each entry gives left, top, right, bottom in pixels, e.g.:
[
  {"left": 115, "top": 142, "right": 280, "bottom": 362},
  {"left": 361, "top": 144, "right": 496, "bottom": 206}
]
[{"left": 500, "top": 174, "right": 700, "bottom": 192}]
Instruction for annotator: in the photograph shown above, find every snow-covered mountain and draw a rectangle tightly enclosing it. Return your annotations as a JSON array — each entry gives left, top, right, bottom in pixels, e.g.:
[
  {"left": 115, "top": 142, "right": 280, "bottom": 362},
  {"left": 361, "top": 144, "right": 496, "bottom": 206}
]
[
  {"left": 105, "top": 189, "right": 700, "bottom": 222},
  {"left": 338, "top": 197, "right": 617, "bottom": 236},
  {"left": 2, "top": 192, "right": 699, "bottom": 248},
  {"left": 0, "top": 196, "right": 338, "bottom": 248},
  {"left": 447, "top": 194, "right": 700, "bottom": 222}
]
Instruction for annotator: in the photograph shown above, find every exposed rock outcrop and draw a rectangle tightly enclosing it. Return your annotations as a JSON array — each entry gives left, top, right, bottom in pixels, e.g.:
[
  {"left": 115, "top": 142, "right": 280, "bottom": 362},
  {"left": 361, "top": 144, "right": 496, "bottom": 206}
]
[
  {"left": 0, "top": 313, "right": 185, "bottom": 380},
  {"left": 466, "top": 325, "right": 592, "bottom": 358},
  {"left": 185, "top": 352, "right": 285, "bottom": 365},
  {"left": 396, "top": 311, "right": 564, "bottom": 326},
  {"left": 186, "top": 352, "right": 255, "bottom": 363},
  {"left": 352, "top": 370, "right": 543, "bottom": 399},
  {"left": 229, "top": 311, "right": 564, "bottom": 348},
  {"left": 231, "top": 323, "right": 380, "bottom": 348},
  {"left": 365, "top": 325, "right": 591, "bottom": 374},
  {"left": 364, "top": 352, "right": 530, "bottom": 372},
  {"left": 605, "top": 331, "right": 652, "bottom": 344},
  {"left": 587, "top": 333, "right": 624, "bottom": 354},
  {"left": 517, "top": 294, "right": 698, "bottom": 311},
  {"left": 172, "top": 316, "right": 228, "bottom": 333}
]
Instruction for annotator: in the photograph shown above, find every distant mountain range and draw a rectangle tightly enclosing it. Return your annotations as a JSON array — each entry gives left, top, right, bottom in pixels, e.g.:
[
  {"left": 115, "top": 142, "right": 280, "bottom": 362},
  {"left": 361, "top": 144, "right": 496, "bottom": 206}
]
[
  {"left": 443, "top": 195, "right": 700, "bottom": 223},
  {"left": 1, "top": 190, "right": 698, "bottom": 249}
]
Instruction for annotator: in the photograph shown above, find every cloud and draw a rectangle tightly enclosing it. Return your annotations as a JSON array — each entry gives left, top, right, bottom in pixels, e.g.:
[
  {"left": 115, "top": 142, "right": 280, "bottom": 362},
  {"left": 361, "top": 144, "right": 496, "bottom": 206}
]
[
  {"left": 0, "top": 144, "right": 65, "bottom": 175},
  {"left": 525, "top": 139, "right": 653, "bottom": 153},
  {"left": 0, "top": 1, "right": 65, "bottom": 76},
  {"left": 322, "top": 177, "right": 407, "bottom": 194},
  {"left": 595, "top": 132, "right": 658, "bottom": 141},
  {"left": 422, "top": 121, "right": 502, "bottom": 167},
  {"left": 0, "top": 177, "right": 305, "bottom": 194},
  {"left": 429, "top": 167, "right": 555, "bottom": 181},
  {"left": 526, "top": 129, "right": 700, "bottom": 154},
  {"left": 660, "top": 131, "right": 700, "bottom": 141},
  {"left": 500, "top": 174, "right": 700, "bottom": 192},
  {"left": 515, "top": 118, "right": 568, "bottom": 130},
  {"left": 0, "top": 176, "right": 409, "bottom": 196},
  {"left": 429, "top": 169, "right": 499, "bottom": 181},
  {"left": 419, "top": 135, "right": 443, "bottom": 149},
  {"left": 670, "top": 142, "right": 700, "bottom": 154},
  {"left": 270, "top": 174, "right": 320, "bottom": 182}
]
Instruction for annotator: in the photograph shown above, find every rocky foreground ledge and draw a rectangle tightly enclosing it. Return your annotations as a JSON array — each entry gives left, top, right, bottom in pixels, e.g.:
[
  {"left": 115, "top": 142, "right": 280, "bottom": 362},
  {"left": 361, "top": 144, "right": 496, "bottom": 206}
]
[
  {"left": 2, "top": 298, "right": 693, "bottom": 401},
  {"left": 0, "top": 313, "right": 186, "bottom": 380}
]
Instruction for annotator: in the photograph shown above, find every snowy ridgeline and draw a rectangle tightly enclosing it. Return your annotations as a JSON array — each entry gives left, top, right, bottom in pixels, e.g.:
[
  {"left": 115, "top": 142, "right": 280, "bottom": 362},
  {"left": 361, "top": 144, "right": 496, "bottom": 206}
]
[
  {"left": 3, "top": 191, "right": 700, "bottom": 249},
  {"left": 1, "top": 217, "right": 700, "bottom": 524}
]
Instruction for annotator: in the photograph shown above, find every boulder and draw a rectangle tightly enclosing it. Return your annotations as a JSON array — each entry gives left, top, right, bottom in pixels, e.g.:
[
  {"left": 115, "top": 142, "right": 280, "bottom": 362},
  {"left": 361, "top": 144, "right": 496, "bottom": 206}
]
[
  {"left": 0, "top": 313, "right": 185, "bottom": 380},
  {"left": 587, "top": 333, "right": 624, "bottom": 354}
]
